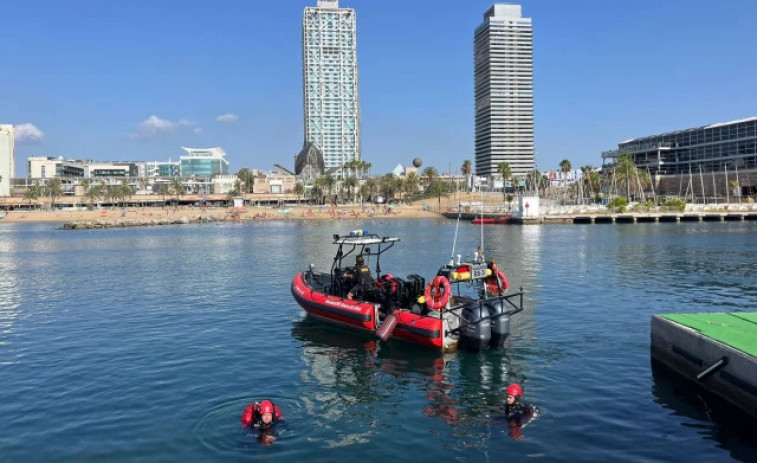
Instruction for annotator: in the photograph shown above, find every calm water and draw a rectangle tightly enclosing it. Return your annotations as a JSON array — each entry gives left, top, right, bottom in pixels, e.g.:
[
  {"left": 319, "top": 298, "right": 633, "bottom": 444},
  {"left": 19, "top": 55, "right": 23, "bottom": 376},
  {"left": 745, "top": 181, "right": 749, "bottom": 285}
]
[{"left": 1, "top": 219, "right": 756, "bottom": 462}]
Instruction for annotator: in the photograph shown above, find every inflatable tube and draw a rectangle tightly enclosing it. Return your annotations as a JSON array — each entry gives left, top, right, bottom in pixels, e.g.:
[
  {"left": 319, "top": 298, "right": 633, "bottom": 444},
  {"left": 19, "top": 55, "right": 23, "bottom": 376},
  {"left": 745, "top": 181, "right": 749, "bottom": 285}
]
[
  {"left": 377, "top": 314, "right": 399, "bottom": 341},
  {"left": 424, "top": 276, "right": 451, "bottom": 310},
  {"left": 485, "top": 269, "right": 510, "bottom": 295}
]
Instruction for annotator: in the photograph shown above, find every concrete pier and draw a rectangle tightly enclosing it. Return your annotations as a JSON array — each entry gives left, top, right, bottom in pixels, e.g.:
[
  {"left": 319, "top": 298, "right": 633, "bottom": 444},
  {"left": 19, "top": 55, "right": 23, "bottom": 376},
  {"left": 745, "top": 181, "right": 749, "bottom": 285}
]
[
  {"left": 442, "top": 211, "right": 757, "bottom": 225},
  {"left": 651, "top": 313, "right": 757, "bottom": 418}
]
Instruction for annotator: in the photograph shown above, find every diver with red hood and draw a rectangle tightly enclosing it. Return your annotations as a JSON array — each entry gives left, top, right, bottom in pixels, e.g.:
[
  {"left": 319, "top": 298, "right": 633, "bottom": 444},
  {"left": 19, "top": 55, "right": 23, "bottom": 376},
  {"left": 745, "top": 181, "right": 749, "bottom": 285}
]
[
  {"left": 501, "top": 384, "right": 538, "bottom": 440},
  {"left": 241, "top": 400, "right": 284, "bottom": 445}
]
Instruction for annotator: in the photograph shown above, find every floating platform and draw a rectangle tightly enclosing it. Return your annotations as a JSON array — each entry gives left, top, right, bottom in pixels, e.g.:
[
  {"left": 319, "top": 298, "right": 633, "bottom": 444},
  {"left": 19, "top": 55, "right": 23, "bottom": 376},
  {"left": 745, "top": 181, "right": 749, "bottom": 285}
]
[{"left": 651, "top": 313, "right": 757, "bottom": 418}]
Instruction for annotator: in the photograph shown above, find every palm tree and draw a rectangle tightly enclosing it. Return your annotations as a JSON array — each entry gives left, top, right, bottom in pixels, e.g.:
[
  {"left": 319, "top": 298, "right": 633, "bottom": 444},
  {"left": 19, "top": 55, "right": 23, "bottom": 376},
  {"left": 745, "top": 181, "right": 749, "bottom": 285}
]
[
  {"left": 237, "top": 168, "right": 254, "bottom": 194},
  {"left": 47, "top": 178, "right": 64, "bottom": 211},
  {"left": 379, "top": 174, "right": 400, "bottom": 202},
  {"left": 23, "top": 182, "right": 41, "bottom": 210},
  {"left": 342, "top": 176, "right": 358, "bottom": 203},
  {"left": 120, "top": 179, "right": 133, "bottom": 208},
  {"left": 497, "top": 161, "right": 512, "bottom": 201},
  {"left": 364, "top": 177, "right": 378, "bottom": 202},
  {"left": 322, "top": 175, "right": 336, "bottom": 204},
  {"left": 155, "top": 185, "right": 167, "bottom": 209},
  {"left": 421, "top": 166, "right": 438, "bottom": 188},
  {"left": 170, "top": 177, "right": 184, "bottom": 207},
  {"left": 293, "top": 182, "right": 305, "bottom": 205},
  {"left": 428, "top": 179, "right": 447, "bottom": 211},
  {"left": 461, "top": 160, "right": 472, "bottom": 192},
  {"left": 83, "top": 182, "right": 101, "bottom": 210},
  {"left": 403, "top": 172, "right": 420, "bottom": 200}
]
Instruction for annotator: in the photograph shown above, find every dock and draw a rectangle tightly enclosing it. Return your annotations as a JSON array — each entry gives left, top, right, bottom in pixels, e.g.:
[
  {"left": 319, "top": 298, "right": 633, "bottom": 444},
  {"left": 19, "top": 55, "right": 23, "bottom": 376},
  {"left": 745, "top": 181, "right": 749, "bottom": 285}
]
[
  {"left": 651, "top": 313, "right": 757, "bottom": 418},
  {"left": 442, "top": 211, "right": 757, "bottom": 225}
]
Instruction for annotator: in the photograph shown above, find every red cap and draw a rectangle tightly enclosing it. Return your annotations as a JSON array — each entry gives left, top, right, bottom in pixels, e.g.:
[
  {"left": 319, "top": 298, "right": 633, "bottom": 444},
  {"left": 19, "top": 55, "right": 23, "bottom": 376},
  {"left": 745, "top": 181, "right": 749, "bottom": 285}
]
[
  {"left": 259, "top": 400, "right": 274, "bottom": 414},
  {"left": 506, "top": 384, "right": 523, "bottom": 398}
]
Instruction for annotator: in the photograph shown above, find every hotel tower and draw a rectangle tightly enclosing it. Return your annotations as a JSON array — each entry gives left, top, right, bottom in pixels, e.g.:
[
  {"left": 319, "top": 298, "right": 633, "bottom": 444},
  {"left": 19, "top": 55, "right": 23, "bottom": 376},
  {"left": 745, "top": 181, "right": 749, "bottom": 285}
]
[
  {"left": 0, "top": 125, "right": 14, "bottom": 197},
  {"left": 474, "top": 4, "right": 534, "bottom": 177},
  {"left": 302, "top": 0, "right": 361, "bottom": 177}
]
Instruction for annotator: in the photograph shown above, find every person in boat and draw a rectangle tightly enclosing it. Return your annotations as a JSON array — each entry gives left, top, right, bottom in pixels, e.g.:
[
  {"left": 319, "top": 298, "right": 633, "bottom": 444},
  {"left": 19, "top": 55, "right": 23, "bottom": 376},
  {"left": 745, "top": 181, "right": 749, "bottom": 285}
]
[
  {"left": 241, "top": 400, "right": 284, "bottom": 444},
  {"left": 501, "top": 384, "right": 537, "bottom": 440},
  {"left": 345, "top": 254, "right": 373, "bottom": 300}
]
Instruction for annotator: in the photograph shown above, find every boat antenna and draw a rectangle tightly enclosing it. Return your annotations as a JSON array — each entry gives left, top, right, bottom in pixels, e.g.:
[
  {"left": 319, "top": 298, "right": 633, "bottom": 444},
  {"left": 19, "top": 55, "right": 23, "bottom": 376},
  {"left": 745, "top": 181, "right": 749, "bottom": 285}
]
[{"left": 450, "top": 202, "right": 461, "bottom": 264}]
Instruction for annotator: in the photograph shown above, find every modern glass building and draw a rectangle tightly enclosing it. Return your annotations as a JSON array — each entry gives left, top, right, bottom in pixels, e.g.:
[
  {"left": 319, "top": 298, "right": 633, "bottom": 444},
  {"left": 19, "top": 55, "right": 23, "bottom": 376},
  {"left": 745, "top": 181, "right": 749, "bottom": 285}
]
[
  {"left": 474, "top": 4, "right": 534, "bottom": 178},
  {"left": 179, "top": 147, "right": 229, "bottom": 178},
  {"left": 603, "top": 117, "right": 757, "bottom": 176},
  {"left": 302, "top": 0, "right": 361, "bottom": 178},
  {"left": 0, "top": 125, "right": 14, "bottom": 196}
]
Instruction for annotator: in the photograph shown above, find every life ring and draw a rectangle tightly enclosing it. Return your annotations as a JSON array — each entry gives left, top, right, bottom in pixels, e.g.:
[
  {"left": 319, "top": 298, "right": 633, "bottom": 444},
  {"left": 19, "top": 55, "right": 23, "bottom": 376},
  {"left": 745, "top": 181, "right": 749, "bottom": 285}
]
[
  {"left": 485, "top": 268, "right": 510, "bottom": 295},
  {"left": 424, "top": 276, "right": 451, "bottom": 310}
]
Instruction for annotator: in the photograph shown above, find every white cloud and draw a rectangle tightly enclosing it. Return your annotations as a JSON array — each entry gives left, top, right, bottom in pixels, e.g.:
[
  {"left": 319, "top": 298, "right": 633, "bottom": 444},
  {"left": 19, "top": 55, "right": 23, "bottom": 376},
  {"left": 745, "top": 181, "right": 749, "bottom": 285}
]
[
  {"left": 215, "top": 113, "right": 239, "bottom": 124},
  {"left": 15, "top": 123, "right": 45, "bottom": 143},
  {"left": 130, "top": 115, "right": 201, "bottom": 139}
]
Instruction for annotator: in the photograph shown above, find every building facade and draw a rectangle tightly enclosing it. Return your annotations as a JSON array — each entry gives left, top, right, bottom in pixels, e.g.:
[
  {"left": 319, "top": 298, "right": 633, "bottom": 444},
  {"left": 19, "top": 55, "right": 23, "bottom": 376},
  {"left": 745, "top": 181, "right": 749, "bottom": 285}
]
[
  {"left": 0, "top": 125, "right": 14, "bottom": 197},
  {"left": 474, "top": 4, "right": 534, "bottom": 178},
  {"left": 302, "top": 0, "right": 361, "bottom": 177},
  {"left": 603, "top": 117, "right": 757, "bottom": 198},
  {"left": 179, "top": 147, "right": 229, "bottom": 178}
]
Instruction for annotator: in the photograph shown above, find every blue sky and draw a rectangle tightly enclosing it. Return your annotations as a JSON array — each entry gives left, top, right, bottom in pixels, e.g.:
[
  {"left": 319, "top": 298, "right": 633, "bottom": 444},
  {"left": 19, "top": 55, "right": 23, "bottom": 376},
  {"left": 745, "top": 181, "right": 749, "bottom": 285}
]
[{"left": 3, "top": 0, "right": 756, "bottom": 177}]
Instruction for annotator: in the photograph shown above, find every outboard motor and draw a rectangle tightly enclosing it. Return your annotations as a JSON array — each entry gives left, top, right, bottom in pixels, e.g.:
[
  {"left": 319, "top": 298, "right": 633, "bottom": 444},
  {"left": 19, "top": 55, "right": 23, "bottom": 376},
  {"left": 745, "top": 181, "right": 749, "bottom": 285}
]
[
  {"left": 485, "top": 299, "right": 510, "bottom": 347},
  {"left": 459, "top": 302, "right": 491, "bottom": 351}
]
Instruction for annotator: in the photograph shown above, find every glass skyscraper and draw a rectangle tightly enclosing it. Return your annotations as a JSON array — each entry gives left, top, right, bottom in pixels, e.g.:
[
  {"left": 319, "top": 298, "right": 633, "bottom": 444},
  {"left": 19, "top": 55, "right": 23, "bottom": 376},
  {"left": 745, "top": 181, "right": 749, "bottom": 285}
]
[
  {"left": 474, "top": 4, "right": 534, "bottom": 178},
  {"left": 302, "top": 0, "right": 361, "bottom": 177}
]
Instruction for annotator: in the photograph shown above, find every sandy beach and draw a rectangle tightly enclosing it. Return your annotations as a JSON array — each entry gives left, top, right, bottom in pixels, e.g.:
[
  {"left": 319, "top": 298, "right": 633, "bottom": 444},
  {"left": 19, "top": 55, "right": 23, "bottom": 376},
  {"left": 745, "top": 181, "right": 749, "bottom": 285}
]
[{"left": 0, "top": 203, "right": 444, "bottom": 224}]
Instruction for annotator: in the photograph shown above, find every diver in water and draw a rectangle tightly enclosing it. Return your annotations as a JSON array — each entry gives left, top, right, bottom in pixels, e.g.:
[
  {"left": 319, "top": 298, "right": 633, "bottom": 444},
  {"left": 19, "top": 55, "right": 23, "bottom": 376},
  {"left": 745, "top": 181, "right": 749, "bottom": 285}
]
[
  {"left": 502, "top": 384, "right": 538, "bottom": 440},
  {"left": 241, "top": 400, "right": 284, "bottom": 445}
]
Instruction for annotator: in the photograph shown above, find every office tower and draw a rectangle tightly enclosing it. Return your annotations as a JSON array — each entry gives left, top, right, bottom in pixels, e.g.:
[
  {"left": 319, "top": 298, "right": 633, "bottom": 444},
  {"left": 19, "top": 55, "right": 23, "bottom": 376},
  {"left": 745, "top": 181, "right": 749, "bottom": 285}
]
[
  {"left": 474, "top": 4, "right": 534, "bottom": 178},
  {"left": 302, "top": 0, "right": 361, "bottom": 177},
  {"left": 0, "top": 125, "right": 14, "bottom": 197}
]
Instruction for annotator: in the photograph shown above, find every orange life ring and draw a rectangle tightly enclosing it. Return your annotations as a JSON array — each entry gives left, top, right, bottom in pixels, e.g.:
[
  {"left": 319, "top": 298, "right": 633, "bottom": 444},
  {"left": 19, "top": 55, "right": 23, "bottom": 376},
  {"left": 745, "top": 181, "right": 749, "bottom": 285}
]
[
  {"left": 424, "top": 276, "right": 451, "bottom": 310},
  {"left": 485, "top": 267, "right": 510, "bottom": 295}
]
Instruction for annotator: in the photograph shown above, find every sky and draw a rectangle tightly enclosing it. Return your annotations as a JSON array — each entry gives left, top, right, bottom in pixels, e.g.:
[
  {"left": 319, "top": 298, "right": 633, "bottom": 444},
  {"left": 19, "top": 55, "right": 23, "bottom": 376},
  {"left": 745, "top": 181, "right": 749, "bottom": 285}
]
[{"left": 3, "top": 0, "right": 757, "bottom": 177}]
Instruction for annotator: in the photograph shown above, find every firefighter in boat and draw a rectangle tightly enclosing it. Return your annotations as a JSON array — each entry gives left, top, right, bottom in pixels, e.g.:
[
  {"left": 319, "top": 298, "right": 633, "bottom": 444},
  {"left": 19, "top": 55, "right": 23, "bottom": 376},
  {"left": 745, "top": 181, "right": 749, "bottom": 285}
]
[
  {"left": 345, "top": 255, "right": 373, "bottom": 300},
  {"left": 241, "top": 400, "right": 284, "bottom": 445}
]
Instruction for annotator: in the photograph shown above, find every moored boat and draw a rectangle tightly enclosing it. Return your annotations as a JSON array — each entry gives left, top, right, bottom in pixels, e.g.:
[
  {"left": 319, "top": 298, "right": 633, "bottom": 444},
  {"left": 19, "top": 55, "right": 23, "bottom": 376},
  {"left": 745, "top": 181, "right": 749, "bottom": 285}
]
[
  {"left": 291, "top": 230, "right": 525, "bottom": 352},
  {"left": 471, "top": 216, "right": 510, "bottom": 225}
]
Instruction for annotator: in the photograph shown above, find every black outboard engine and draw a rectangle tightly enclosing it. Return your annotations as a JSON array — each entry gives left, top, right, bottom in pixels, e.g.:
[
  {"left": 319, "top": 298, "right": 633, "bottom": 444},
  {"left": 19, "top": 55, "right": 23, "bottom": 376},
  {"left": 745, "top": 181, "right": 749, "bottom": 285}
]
[
  {"left": 485, "top": 299, "right": 510, "bottom": 347},
  {"left": 459, "top": 302, "right": 491, "bottom": 351}
]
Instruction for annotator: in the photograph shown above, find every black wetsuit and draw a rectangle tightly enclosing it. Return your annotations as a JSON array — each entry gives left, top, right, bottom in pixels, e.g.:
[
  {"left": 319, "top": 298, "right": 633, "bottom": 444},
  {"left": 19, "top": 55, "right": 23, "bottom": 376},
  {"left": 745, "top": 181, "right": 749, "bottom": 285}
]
[{"left": 348, "top": 264, "right": 372, "bottom": 298}]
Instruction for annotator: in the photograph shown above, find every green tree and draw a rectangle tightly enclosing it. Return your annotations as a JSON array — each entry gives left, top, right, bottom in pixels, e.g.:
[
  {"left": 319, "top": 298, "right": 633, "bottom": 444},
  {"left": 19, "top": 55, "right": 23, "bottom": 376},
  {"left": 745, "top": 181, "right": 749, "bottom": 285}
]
[
  {"left": 402, "top": 172, "right": 420, "bottom": 201},
  {"left": 293, "top": 182, "right": 305, "bottom": 204},
  {"left": 237, "top": 168, "right": 254, "bottom": 193},
  {"left": 428, "top": 178, "right": 446, "bottom": 211},
  {"left": 497, "top": 161, "right": 513, "bottom": 201},
  {"left": 379, "top": 174, "right": 400, "bottom": 201},
  {"left": 342, "top": 176, "right": 358, "bottom": 203},
  {"left": 322, "top": 175, "right": 336, "bottom": 204},
  {"left": 120, "top": 179, "right": 133, "bottom": 208},
  {"left": 47, "top": 178, "right": 64, "bottom": 211},
  {"left": 421, "top": 166, "right": 438, "bottom": 187},
  {"left": 461, "top": 160, "right": 472, "bottom": 192},
  {"left": 170, "top": 177, "right": 184, "bottom": 207},
  {"left": 23, "top": 182, "right": 41, "bottom": 210}
]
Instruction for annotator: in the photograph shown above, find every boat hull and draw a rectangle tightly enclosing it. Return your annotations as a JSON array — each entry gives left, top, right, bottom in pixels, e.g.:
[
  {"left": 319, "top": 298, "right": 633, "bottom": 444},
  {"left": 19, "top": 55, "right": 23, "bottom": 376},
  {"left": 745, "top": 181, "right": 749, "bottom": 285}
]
[{"left": 291, "top": 272, "right": 448, "bottom": 350}]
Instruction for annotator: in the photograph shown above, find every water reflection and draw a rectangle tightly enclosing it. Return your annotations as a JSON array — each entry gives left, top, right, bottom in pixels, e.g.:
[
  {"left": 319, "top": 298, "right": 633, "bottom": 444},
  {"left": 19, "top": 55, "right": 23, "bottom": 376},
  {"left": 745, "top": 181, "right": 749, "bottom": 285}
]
[
  {"left": 291, "top": 316, "right": 534, "bottom": 449},
  {"left": 651, "top": 360, "right": 757, "bottom": 462},
  {"left": 0, "top": 242, "right": 21, "bottom": 363}
]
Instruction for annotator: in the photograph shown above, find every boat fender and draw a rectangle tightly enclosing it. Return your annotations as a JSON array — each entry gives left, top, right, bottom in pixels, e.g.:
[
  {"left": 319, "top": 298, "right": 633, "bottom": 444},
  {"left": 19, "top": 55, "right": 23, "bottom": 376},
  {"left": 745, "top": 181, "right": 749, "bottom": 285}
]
[
  {"left": 424, "top": 276, "right": 451, "bottom": 310},
  {"left": 377, "top": 313, "right": 399, "bottom": 341}
]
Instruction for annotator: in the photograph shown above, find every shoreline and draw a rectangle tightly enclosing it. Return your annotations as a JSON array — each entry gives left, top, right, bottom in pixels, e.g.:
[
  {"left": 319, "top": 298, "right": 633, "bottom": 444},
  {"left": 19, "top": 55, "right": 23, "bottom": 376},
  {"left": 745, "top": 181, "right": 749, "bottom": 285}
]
[{"left": 0, "top": 204, "right": 442, "bottom": 224}]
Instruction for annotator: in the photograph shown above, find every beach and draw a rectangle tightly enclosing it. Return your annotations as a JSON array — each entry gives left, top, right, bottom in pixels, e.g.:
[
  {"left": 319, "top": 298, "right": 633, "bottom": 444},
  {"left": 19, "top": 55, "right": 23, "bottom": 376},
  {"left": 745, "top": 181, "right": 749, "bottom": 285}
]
[{"left": 0, "top": 203, "right": 443, "bottom": 224}]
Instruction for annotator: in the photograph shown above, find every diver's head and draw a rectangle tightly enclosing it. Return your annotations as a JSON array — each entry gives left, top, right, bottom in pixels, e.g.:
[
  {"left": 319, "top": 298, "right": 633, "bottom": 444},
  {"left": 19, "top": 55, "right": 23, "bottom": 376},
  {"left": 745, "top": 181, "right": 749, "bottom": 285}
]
[
  {"left": 356, "top": 255, "right": 365, "bottom": 266},
  {"left": 506, "top": 384, "right": 523, "bottom": 405},
  {"left": 259, "top": 400, "right": 274, "bottom": 424}
]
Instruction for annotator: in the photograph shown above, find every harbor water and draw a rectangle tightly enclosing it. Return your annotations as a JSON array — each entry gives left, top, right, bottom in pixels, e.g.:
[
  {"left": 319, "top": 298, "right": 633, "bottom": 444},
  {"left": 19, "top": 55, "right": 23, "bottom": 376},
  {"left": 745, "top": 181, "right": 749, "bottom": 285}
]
[{"left": 1, "top": 219, "right": 756, "bottom": 462}]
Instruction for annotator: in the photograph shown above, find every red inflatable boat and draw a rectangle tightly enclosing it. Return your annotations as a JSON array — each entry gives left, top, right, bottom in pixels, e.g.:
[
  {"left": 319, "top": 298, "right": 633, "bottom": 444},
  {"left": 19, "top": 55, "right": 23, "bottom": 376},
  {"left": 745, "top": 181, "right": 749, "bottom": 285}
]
[{"left": 291, "top": 231, "right": 525, "bottom": 352}]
